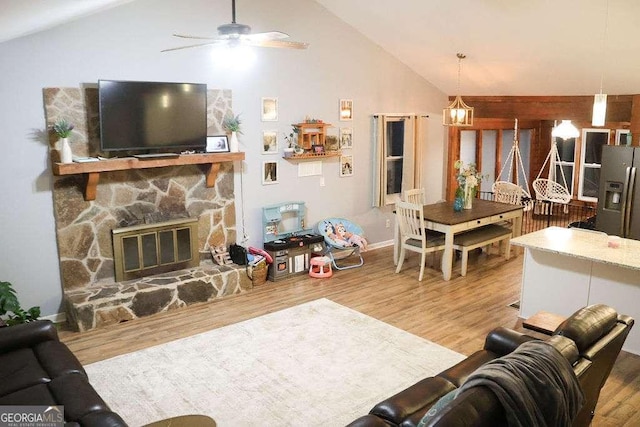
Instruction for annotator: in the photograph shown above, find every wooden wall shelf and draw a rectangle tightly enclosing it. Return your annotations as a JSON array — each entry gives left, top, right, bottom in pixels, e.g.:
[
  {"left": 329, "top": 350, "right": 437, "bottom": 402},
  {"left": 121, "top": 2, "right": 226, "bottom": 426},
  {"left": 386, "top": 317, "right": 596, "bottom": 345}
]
[
  {"left": 283, "top": 151, "right": 341, "bottom": 161},
  {"left": 52, "top": 152, "right": 245, "bottom": 201}
]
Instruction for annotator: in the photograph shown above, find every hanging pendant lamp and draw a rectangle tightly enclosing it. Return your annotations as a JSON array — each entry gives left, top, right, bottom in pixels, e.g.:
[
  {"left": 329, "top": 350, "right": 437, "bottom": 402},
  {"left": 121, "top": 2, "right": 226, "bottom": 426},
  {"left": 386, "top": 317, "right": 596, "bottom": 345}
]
[
  {"left": 443, "top": 53, "right": 474, "bottom": 126},
  {"left": 592, "top": 0, "right": 609, "bottom": 126},
  {"left": 552, "top": 120, "right": 580, "bottom": 140}
]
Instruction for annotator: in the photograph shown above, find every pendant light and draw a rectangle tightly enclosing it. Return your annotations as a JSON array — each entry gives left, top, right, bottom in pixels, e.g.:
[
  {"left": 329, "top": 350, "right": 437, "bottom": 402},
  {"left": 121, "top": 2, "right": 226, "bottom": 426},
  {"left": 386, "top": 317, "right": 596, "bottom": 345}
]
[
  {"left": 592, "top": 0, "right": 609, "bottom": 126},
  {"left": 552, "top": 120, "right": 580, "bottom": 140},
  {"left": 443, "top": 53, "right": 474, "bottom": 126}
]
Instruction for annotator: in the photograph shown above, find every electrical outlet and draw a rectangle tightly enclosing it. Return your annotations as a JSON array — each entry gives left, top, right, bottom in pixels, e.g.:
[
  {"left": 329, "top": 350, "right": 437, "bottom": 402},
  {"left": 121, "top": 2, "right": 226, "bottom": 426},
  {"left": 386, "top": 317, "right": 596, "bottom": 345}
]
[{"left": 385, "top": 219, "right": 391, "bottom": 228}]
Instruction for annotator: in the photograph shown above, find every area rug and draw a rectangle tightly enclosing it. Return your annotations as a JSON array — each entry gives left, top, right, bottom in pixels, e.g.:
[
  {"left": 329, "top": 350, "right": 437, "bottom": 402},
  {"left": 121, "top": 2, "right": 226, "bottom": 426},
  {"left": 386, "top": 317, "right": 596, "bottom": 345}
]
[{"left": 85, "top": 298, "right": 465, "bottom": 426}]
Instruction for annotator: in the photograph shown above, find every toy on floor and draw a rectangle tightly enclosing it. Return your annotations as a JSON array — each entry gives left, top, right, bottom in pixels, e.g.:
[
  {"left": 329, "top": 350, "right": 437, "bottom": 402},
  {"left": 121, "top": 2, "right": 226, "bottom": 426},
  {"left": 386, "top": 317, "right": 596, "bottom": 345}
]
[
  {"left": 317, "top": 218, "right": 366, "bottom": 270},
  {"left": 211, "top": 245, "right": 233, "bottom": 265}
]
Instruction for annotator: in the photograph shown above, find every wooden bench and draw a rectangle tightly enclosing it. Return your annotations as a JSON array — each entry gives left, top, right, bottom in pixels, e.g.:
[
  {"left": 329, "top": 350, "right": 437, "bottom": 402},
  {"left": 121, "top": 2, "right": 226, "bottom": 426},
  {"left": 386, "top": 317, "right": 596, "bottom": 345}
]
[{"left": 453, "top": 224, "right": 512, "bottom": 276}]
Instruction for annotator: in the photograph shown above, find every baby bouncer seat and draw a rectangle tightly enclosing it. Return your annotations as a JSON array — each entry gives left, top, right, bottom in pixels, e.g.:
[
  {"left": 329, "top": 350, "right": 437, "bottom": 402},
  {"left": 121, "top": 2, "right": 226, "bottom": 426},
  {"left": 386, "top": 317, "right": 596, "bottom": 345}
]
[{"left": 317, "top": 218, "right": 367, "bottom": 270}]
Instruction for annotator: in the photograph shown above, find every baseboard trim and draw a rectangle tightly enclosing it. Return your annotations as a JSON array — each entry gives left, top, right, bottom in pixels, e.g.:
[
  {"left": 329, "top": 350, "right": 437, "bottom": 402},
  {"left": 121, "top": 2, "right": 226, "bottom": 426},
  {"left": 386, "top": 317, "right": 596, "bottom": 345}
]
[
  {"left": 368, "top": 240, "right": 393, "bottom": 250},
  {"left": 41, "top": 312, "right": 66, "bottom": 324}
]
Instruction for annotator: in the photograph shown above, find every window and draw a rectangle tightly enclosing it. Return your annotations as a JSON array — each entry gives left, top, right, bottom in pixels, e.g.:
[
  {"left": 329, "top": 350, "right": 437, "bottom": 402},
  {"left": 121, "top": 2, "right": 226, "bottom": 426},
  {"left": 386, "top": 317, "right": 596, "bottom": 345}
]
[
  {"left": 578, "top": 129, "right": 609, "bottom": 202},
  {"left": 553, "top": 136, "right": 575, "bottom": 196},
  {"left": 373, "top": 115, "right": 425, "bottom": 206},
  {"left": 385, "top": 120, "right": 405, "bottom": 198}
]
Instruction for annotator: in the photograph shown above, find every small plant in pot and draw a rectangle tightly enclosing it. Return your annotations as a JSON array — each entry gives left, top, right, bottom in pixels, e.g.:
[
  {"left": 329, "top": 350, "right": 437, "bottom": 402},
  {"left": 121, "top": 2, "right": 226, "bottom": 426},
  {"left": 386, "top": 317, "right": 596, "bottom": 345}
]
[
  {"left": 222, "top": 114, "right": 243, "bottom": 135},
  {"left": 223, "top": 114, "right": 242, "bottom": 152},
  {"left": 51, "top": 118, "right": 74, "bottom": 140},
  {"left": 283, "top": 127, "right": 300, "bottom": 157},
  {"left": 0, "top": 281, "right": 40, "bottom": 327}
]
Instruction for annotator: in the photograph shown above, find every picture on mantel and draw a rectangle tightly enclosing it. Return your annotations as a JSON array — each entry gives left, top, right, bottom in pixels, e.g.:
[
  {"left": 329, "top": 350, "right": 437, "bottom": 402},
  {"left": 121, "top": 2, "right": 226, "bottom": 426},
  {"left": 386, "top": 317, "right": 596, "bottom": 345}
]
[
  {"left": 263, "top": 161, "right": 278, "bottom": 184},
  {"left": 262, "top": 130, "right": 278, "bottom": 154},
  {"left": 340, "top": 155, "right": 353, "bottom": 177}
]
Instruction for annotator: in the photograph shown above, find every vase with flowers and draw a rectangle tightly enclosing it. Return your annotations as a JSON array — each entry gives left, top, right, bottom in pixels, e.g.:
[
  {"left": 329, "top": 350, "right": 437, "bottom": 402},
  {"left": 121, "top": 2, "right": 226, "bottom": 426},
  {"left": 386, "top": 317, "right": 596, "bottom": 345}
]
[
  {"left": 222, "top": 113, "right": 242, "bottom": 152},
  {"left": 454, "top": 160, "right": 483, "bottom": 209},
  {"left": 51, "top": 118, "right": 74, "bottom": 163}
]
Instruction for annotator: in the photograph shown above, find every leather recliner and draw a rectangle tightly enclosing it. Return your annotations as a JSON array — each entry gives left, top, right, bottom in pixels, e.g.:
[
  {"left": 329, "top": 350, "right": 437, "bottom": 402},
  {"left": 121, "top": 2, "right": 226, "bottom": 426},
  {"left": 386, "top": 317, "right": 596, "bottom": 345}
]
[
  {"left": 347, "top": 304, "right": 634, "bottom": 427},
  {"left": 0, "top": 320, "right": 127, "bottom": 427}
]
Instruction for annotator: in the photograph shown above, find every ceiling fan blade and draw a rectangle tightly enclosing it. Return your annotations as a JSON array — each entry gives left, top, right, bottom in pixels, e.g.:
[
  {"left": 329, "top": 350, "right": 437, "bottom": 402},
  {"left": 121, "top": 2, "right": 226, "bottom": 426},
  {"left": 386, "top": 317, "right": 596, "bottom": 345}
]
[
  {"left": 161, "top": 41, "right": 223, "bottom": 52},
  {"left": 172, "top": 33, "right": 219, "bottom": 40},
  {"left": 244, "top": 31, "right": 290, "bottom": 41},
  {"left": 245, "top": 39, "right": 309, "bottom": 50}
]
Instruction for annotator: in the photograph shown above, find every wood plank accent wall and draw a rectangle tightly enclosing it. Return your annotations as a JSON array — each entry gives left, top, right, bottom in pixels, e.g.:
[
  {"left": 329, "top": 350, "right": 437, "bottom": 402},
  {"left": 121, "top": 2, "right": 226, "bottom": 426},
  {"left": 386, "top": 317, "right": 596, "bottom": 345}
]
[{"left": 445, "top": 95, "right": 639, "bottom": 200}]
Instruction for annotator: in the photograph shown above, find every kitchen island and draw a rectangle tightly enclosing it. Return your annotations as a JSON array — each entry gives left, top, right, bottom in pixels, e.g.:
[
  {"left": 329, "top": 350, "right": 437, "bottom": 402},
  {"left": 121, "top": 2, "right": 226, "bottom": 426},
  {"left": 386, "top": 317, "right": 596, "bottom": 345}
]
[{"left": 511, "top": 226, "right": 640, "bottom": 355}]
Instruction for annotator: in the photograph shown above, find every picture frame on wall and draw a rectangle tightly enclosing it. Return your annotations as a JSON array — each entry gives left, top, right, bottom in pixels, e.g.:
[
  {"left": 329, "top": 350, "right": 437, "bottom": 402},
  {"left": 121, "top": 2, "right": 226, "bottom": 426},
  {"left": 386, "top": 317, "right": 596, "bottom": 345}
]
[
  {"left": 339, "top": 127, "right": 353, "bottom": 149},
  {"left": 339, "top": 99, "right": 353, "bottom": 121},
  {"left": 262, "top": 161, "right": 278, "bottom": 184},
  {"left": 206, "top": 135, "right": 230, "bottom": 153},
  {"left": 262, "top": 130, "right": 278, "bottom": 154},
  {"left": 340, "top": 155, "right": 353, "bottom": 177},
  {"left": 261, "top": 97, "right": 278, "bottom": 121}
]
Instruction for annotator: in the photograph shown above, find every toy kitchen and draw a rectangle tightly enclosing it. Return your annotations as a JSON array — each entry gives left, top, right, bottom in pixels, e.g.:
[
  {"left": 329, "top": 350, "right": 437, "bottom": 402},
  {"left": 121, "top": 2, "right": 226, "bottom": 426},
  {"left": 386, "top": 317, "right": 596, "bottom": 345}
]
[{"left": 262, "top": 201, "right": 325, "bottom": 281}]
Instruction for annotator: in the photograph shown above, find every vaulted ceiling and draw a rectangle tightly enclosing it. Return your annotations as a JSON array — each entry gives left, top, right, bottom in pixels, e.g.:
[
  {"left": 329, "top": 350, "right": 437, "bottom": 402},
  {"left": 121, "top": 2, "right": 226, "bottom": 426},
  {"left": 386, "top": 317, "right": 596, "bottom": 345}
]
[{"left": 4, "top": 0, "right": 640, "bottom": 97}]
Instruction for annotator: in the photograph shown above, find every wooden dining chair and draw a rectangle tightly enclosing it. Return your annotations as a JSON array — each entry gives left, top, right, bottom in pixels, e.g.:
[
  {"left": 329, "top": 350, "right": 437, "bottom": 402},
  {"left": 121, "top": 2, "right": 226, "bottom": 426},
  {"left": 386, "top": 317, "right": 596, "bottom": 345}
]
[
  {"left": 395, "top": 201, "right": 446, "bottom": 281},
  {"left": 403, "top": 188, "right": 425, "bottom": 204}
]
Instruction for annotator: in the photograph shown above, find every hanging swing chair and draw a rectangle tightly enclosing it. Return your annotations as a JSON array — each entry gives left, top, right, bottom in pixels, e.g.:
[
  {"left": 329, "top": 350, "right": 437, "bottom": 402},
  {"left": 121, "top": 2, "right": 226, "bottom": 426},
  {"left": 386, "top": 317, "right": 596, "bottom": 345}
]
[
  {"left": 532, "top": 136, "right": 572, "bottom": 204},
  {"left": 492, "top": 119, "right": 534, "bottom": 211}
]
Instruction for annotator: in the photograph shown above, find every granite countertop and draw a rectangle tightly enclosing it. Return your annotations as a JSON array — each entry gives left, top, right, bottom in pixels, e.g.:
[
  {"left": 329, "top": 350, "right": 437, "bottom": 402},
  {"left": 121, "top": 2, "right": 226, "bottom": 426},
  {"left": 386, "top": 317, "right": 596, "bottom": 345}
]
[{"left": 511, "top": 226, "right": 640, "bottom": 271}]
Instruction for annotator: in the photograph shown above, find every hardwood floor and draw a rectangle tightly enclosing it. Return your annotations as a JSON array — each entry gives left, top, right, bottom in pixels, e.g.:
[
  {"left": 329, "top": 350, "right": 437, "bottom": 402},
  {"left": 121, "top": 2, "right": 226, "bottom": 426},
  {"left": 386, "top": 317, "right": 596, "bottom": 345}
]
[{"left": 59, "top": 245, "right": 640, "bottom": 425}]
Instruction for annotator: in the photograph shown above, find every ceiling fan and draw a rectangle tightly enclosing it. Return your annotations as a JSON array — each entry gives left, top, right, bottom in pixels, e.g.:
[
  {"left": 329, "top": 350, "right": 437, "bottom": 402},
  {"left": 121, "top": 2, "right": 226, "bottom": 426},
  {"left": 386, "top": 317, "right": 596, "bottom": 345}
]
[{"left": 162, "top": 0, "right": 309, "bottom": 52}]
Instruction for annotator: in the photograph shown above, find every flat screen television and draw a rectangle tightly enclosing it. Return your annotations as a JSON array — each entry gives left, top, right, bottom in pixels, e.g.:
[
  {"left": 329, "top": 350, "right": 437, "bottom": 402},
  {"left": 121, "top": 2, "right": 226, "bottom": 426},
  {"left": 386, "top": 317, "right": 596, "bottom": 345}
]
[{"left": 99, "top": 80, "right": 207, "bottom": 153}]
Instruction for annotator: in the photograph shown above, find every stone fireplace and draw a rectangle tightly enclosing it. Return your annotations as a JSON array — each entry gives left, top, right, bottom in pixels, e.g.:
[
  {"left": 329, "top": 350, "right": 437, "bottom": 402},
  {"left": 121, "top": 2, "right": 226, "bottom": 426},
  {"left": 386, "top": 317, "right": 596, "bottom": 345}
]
[{"left": 44, "top": 86, "right": 251, "bottom": 331}]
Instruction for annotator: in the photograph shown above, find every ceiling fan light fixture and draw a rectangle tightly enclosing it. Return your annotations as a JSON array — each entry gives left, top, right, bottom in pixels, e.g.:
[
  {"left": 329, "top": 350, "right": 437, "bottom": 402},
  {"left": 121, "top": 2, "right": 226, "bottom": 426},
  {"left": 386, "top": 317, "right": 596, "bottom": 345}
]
[
  {"left": 443, "top": 53, "right": 473, "bottom": 127},
  {"left": 552, "top": 120, "right": 580, "bottom": 140}
]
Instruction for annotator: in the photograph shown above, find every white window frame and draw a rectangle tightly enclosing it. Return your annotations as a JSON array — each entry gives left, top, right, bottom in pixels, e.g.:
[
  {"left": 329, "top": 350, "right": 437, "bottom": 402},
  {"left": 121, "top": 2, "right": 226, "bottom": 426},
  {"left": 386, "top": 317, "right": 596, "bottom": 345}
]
[
  {"left": 384, "top": 117, "right": 406, "bottom": 205},
  {"left": 578, "top": 128, "right": 610, "bottom": 202},
  {"left": 553, "top": 136, "right": 575, "bottom": 197}
]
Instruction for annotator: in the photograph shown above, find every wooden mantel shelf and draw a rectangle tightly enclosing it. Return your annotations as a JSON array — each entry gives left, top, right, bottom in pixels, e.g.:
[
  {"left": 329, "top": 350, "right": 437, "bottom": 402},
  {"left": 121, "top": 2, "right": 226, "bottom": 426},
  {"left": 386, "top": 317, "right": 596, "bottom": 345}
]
[{"left": 52, "top": 152, "right": 245, "bottom": 201}]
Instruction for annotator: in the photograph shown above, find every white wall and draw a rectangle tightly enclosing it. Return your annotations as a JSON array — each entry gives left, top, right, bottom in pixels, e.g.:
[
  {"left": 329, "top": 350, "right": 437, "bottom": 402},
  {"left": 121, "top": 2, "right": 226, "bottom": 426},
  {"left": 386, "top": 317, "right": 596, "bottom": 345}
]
[{"left": 0, "top": 0, "right": 447, "bottom": 317}]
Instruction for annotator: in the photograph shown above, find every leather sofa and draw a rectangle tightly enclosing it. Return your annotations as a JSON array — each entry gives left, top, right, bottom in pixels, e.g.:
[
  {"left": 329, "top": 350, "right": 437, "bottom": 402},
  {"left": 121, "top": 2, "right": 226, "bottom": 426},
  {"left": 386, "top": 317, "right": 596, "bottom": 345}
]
[
  {"left": 348, "top": 304, "right": 634, "bottom": 427},
  {"left": 0, "top": 320, "right": 127, "bottom": 427}
]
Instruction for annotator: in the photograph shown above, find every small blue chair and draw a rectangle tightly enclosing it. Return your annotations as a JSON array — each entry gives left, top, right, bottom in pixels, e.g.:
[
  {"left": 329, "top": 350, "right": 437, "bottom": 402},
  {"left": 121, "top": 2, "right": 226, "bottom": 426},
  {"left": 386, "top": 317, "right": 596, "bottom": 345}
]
[{"left": 317, "top": 218, "right": 367, "bottom": 270}]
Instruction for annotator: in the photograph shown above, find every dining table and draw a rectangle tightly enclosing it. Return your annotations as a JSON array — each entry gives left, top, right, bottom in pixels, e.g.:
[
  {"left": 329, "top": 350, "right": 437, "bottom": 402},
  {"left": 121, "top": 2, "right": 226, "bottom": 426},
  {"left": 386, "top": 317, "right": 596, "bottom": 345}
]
[{"left": 394, "top": 199, "right": 524, "bottom": 281}]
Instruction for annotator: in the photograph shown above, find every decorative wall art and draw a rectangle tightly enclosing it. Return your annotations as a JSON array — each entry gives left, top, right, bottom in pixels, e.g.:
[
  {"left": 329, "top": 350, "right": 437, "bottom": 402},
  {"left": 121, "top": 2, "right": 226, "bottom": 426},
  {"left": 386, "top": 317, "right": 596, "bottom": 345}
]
[
  {"left": 340, "top": 155, "right": 353, "bottom": 177},
  {"left": 206, "top": 135, "right": 230, "bottom": 153},
  {"left": 263, "top": 161, "right": 278, "bottom": 184},
  {"left": 261, "top": 97, "right": 278, "bottom": 121},
  {"left": 339, "top": 99, "right": 353, "bottom": 121},
  {"left": 340, "top": 127, "right": 353, "bottom": 149},
  {"left": 325, "top": 135, "right": 339, "bottom": 152},
  {"left": 262, "top": 130, "right": 278, "bottom": 154}
]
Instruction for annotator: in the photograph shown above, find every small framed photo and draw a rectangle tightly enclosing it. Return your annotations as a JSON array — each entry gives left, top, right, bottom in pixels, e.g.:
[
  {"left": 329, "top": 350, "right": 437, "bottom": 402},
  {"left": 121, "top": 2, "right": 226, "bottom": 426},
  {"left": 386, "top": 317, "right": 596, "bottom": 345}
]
[
  {"left": 262, "top": 161, "right": 278, "bottom": 184},
  {"left": 261, "top": 97, "right": 278, "bottom": 121},
  {"left": 206, "top": 135, "right": 229, "bottom": 153},
  {"left": 339, "top": 99, "right": 353, "bottom": 121},
  {"left": 325, "top": 135, "right": 339, "bottom": 152},
  {"left": 340, "top": 155, "right": 353, "bottom": 177},
  {"left": 339, "top": 127, "right": 353, "bottom": 149},
  {"left": 262, "top": 130, "right": 278, "bottom": 154},
  {"left": 312, "top": 144, "right": 325, "bottom": 154}
]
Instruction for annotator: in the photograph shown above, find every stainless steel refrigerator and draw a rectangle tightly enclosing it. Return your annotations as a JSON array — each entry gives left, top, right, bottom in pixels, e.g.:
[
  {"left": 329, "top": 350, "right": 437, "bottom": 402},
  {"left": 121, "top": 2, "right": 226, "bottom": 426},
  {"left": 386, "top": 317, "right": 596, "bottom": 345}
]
[{"left": 595, "top": 146, "right": 640, "bottom": 239}]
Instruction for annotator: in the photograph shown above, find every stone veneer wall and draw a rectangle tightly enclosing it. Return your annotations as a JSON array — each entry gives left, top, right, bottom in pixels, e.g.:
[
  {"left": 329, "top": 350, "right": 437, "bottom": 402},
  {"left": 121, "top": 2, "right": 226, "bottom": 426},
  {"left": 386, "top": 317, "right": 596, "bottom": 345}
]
[{"left": 44, "top": 87, "right": 251, "bottom": 331}]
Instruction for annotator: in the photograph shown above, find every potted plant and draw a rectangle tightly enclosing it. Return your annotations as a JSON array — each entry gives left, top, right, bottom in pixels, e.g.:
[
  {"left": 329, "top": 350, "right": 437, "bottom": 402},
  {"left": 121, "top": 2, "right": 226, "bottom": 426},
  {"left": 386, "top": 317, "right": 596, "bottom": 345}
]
[
  {"left": 283, "top": 126, "right": 299, "bottom": 157},
  {"left": 0, "top": 281, "right": 40, "bottom": 327},
  {"left": 51, "top": 118, "right": 74, "bottom": 163},
  {"left": 223, "top": 113, "right": 242, "bottom": 152}
]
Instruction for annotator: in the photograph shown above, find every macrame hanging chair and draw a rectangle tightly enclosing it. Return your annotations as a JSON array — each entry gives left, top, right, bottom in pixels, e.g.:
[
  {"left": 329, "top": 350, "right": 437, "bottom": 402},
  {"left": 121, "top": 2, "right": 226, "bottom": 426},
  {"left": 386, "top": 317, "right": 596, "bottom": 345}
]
[
  {"left": 492, "top": 119, "right": 534, "bottom": 211},
  {"left": 532, "top": 133, "right": 572, "bottom": 204}
]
